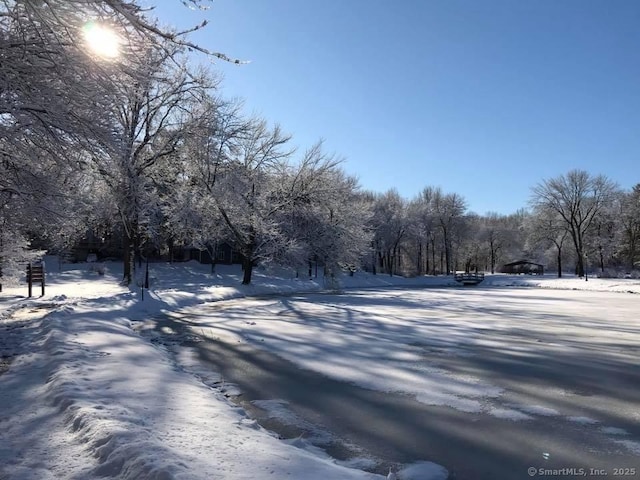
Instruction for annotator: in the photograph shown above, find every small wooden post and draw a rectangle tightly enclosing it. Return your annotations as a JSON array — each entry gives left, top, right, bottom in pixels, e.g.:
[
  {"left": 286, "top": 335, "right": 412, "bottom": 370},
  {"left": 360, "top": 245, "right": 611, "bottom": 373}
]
[
  {"left": 40, "top": 264, "right": 45, "bottom": 296},
  {"left": 27, "top": 263, "right": 45, "bottom": 297},
  {"left": 27, "top": 264, "right": 32, "bottom": 298}
]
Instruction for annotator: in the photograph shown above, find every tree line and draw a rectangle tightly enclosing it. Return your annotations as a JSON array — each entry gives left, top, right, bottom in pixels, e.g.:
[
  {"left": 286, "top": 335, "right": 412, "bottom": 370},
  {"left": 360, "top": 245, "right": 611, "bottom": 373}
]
[
  {"left": 368, "top": 175, "right": 639, "bottom": 280},
  {"left": 1, "top": 1, "right": 638, "bottom": 287}
]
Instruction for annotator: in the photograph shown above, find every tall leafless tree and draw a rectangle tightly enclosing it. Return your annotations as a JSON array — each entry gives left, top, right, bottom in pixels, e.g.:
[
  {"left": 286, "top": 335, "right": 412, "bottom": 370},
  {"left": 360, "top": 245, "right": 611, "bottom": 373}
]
[
  {"left": 617, "top": 184, "right": 640, "bottom": 270},
  {"left": 530, "top": 170, "right": 618, "bottom": 277}
]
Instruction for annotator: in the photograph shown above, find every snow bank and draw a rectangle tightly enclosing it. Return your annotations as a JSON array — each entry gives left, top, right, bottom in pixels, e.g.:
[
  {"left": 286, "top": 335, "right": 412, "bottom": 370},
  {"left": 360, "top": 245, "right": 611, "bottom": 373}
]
[
  {"left": 1, "top": 265, "right": 384, "bottom": 480},
  {"left": 481, "top": 273, "right": 640, "bottom": 293}
]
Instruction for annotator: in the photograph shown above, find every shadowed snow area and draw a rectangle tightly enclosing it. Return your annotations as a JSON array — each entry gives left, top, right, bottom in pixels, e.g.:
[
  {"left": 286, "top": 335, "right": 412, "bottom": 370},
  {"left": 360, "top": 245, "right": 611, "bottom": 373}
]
[
  {"left": 148, "top": 287, "right": 640, "bottom": 479},
  {"left": 1, "top": 259, "right": 639, "bottom": 479}
]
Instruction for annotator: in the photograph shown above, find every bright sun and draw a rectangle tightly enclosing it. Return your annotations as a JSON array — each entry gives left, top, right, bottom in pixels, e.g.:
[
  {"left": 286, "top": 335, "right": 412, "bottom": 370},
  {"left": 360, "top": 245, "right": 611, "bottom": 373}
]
[{"left": 82, "top": 22, "right": 120, "bottom": 59}]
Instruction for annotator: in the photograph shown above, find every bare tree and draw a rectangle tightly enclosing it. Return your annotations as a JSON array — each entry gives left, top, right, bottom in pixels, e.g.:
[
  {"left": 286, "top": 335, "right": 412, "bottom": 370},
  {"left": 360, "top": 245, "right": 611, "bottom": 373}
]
[
  {"left": 530, "top": 170, "right": 618, "bottom": 277},
  {"left": 406, "top": 192, "right": 439, "bottom": 276},
  {"left": 1, "top": 0, "right": 229, "bottom": 283},
  {"left": 370, "top": 190, "right": 407, "bottom": 276},
  {"left": 284, "top": 144, "right": 371, "bottom": 279},
  {"left": 526, "top": 207, "right": 569, "bottom": 277},
  {"left": 590, "top": 204, "right": 618, "bottom": 274},
  {"left": 431, "top": 188, "right": 467, "bottom": 275},
  {"left": 480, "top": 213, "right": 506, "bottom": 274},
  {"left": 617, "top": 185, "right": 640, "bottom": 270},
  {"left": 166, "top": 99, "right": 261, "bottom": 272},
  {"left": 473, "top": 212, "right": 527, "bottom": 273},
  {"left": 91, "top": 45, "right": 212, "bottom": 283},
  {"left": 210, "top": 119, "right": 294, "bottom": 284}
]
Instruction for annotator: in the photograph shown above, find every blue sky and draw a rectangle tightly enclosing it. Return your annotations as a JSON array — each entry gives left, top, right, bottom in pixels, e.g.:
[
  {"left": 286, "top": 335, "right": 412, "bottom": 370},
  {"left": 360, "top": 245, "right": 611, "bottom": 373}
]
[{"left": 149, "top": 0, "right": 639, "bottom": 215}]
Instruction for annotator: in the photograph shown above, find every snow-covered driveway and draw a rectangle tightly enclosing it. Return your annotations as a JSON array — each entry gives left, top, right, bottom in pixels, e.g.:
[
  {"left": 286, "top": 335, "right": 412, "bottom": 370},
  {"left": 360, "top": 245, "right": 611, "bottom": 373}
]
[{"left": 159, "top": 287, "right": 640, "bottom": 479}]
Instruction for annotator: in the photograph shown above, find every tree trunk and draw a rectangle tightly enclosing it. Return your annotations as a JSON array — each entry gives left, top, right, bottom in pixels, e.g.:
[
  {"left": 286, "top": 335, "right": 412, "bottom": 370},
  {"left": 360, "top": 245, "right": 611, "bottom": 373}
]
[
  {"left": 627, "top": 229, "right": 638, "bottom": 270},
  {"left": 241, "top": 256, "right": 253, "bottom": 285},
  {"left": 123, "top": 234, "right": 133, "bottom": 285},
  {"left": 137, "top": 243, "right": 142, "bottom": 268},
  {"left": 425, "top": 241, "right": 430, "bottom": 276},
  {"left": 577, "top": 253, "right": 585, "bottom": 277},
  {"left": 490, "top": 240, "right": 496, "bottom": 274},
  {"left": 208, "top": 243, "right": 218, "bottom": 274},
  {"left": 599, "top": 245, "right": 605, "bottom": 273},
  {"left": 571, "top": 232, "right": 585, "bottom": 277},
  {"left": 390, "top": 247, "right": 397, "bottom": 277},
  {"left": 431, "top": 238, "right": 436, "bottom": 275},
  {"left": 445, "top": 242, "right": 451, "bottom": 275},
  {"left": 557, "top": 248, "right": 562, "bottom": 278}
]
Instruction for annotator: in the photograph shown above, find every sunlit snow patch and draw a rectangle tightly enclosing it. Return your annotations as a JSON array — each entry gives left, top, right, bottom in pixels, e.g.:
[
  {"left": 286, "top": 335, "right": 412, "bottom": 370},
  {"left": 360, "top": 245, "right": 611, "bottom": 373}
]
[
  {"left": 489, "top": 407, "right": 533, "bottom": 421},
  {"left": 601, "top": 426, "right": 629, "bottom": 436},
  {"left": 398, "top": 461, "right": 449, "bottom": 480},
  {"left": 510, "top": 404, "right": 560, "bottom": 417},
  {"left": 567, "top": 416, "right": 599, "bottom": 424},
  {"left": 614, "top": 439, "right": 640, "bottom": 455}
]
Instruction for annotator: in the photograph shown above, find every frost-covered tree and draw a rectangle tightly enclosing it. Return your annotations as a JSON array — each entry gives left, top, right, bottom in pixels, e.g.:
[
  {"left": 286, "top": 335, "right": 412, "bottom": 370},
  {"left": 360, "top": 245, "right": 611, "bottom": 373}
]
[
  {"left": 0, "top": 1, "right": 238, "bottom": 63},
  {"left": 400, "top": 186, "right": 469, "bottom": 276},
  {"left": 479, "top": 213, "right": 505, "bottom": 274},
  {"left": 1, "top": 0, "right": 237, "bottom": 284},
  {"left": 0, "top": 124, "right": 95, "bottom": 282},
  {"left": 0, "top": 0, "right": 119, "bottom": 257},
  {"left": 166, "top": 97, "right": 250, "bottom": 270},
  {"left": 531, "top": 170, "right": 618, "bottom": 277},
  {"left": 472, "top": 212, "right": 526, "bottom": 273},
  {"left": 405, "top": 193, "right": 439, "bottom": 276},
  {"left": 92, "top": 45, "right": 212, "bottom": 283},
  {"left": 0, "top": 2, "right": 113, "bottom": 147},
  {"left": 0, "top": 192, "right": 45, "bottom": 289},
  {"left": 617, "top": 184, "right": 640, "bottom": 270},
  {"left": 282, "top": 143, "right": 371, "bottom": 278},
  {"left": 430, "top": 188, "right": 467, "bottom": 275},
  {"left": 200, "top": 125, "right": 370, "bottom": 285},
  {"left": 370, "top": 189, "right": 407, "bottom": 276},
  {"left": 526, "top": 207, "right": 568, "bottom": 277},
  {"left": 164, "top": 158, "right": 227, "bottom": 271},
  {"left": 589, "top": 201, "right": 618, "bottom": 274},
  {"left": 210, "top": 119, "right": 295, "bottom": 284}
]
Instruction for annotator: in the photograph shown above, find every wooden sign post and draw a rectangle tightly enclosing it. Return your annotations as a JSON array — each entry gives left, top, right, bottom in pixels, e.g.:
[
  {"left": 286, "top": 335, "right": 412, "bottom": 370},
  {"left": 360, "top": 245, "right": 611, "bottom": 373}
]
[{"left": 27, "top": 263, "right": 45, "bottom": 297}]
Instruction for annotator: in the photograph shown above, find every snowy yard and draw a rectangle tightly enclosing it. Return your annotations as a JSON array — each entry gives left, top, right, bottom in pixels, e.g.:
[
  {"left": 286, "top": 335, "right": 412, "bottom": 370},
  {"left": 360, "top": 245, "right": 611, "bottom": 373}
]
[
  {"left": 152, "top": 287, "right": 640, "bottom": 478},
  {"left": 173, "top": 288, "right": 639, "bottom": 416},
  {"left": 1, "top": 261, "right": 639, "bottom": 479}
]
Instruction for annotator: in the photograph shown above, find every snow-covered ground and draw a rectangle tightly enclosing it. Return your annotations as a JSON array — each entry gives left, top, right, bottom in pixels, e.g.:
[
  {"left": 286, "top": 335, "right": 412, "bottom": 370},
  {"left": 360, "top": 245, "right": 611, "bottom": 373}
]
[
  {"left": 1, "top": 260, "right": 639, "bottom": 479},
  {"left": 175, "top": 287, "right": 639, "bottom": 418},
  {"left": 190, "top": 288, "right": 635, "bottom": 414}
]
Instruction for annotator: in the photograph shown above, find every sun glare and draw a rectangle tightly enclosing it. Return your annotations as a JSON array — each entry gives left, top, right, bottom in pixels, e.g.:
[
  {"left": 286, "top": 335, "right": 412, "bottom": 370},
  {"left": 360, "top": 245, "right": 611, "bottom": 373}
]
[{"left": 83, "top": 22, "right": 120, "bottom": 59}]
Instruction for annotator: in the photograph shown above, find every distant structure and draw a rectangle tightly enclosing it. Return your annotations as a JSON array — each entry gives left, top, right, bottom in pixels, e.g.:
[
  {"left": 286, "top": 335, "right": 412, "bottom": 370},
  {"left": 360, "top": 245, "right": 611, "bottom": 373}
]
[
  {"left": 501, "top": 260, "right": 544, "bottom": 275},
  {"left": 454, "top": 272, "right": 485, "bottom": 285}
]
